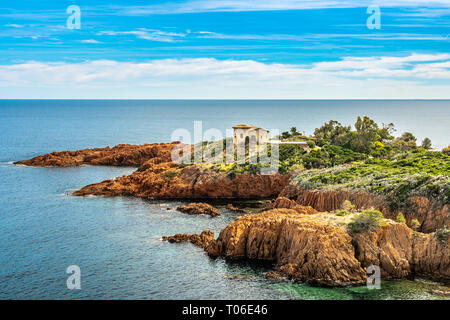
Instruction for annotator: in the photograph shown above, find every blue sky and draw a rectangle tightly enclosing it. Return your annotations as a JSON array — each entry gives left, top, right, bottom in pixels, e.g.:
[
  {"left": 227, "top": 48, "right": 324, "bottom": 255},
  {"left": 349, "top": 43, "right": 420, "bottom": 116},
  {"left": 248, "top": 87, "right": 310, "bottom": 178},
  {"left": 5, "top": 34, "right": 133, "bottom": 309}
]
[{"left": 0, "top": 0, "right": 449, "bottom": 98}]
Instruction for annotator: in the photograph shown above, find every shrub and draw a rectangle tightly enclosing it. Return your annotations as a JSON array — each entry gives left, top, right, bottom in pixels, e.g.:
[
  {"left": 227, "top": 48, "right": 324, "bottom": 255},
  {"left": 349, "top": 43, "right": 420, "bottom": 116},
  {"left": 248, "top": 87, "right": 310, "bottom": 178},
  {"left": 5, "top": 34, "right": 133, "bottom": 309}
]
[
  {"left": 307, "top": 140, "right": 316, "bottom": 148},
  {"left": 163, "top": 169, "right": 179, "bottom": 180},
  {"left": 435, "top": 228, "right": 450, "bottom": 243},
  {"left": 342, "top": 200, "right": 355, "bottom": 212},
  {"left": 421, "top": 138, "right": 432, "bottom": 150},
  {"left": 396, "top": 212, "right": 406, "bottom": 223},
  {"left": 335, "top": 210, "right": 350, "bottom": 216},
  {"left": 348, "top": 210, "right": 385, "bottom": 233},
  {"left": 411, "top": 219, "right": 421, "bottom": 230}
]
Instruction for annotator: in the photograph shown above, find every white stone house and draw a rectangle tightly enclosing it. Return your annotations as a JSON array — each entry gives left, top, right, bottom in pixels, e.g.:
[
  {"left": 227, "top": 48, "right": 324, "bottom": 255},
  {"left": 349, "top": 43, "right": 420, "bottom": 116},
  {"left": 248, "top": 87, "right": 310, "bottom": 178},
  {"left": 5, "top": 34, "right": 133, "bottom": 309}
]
[{"left": 232, "top": 124, "right": 269, "bottom": 146}]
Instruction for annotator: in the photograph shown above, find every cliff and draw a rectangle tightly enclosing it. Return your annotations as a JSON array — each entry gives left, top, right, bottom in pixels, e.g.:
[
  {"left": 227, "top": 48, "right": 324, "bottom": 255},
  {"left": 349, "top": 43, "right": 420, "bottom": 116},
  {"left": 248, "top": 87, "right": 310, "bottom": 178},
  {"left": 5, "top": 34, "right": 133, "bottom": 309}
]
[
  {"left": 73, "top": 163, "right": 289, "bottom": 199},
  {"left": 14, "top": 142, "right": 179, "bottom": 167},
  {"left": 280, "top": 186, "right": 449, "bottom": 233},
  {"left": 205, "top": 208, "right": 450, "bottom": 286}
]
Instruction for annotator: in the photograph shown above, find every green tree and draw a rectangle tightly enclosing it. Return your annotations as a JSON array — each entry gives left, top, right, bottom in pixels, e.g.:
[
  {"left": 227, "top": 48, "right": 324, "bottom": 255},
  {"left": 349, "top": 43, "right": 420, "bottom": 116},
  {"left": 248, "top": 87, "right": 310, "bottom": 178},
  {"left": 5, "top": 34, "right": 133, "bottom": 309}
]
[
  {"left": 314, "top": 120, "right": 351, "bottom": 147},
  {"left": 290, "top": 127, "right": 298, "bottom": 135},
  {"left": 352, "top": 116, "right": 380, "bottom": 153},
  {"left": 281, "top": 131, "right": 290, "bottom": 140},
  {"left": 421, "top": 138, "right": 432, "bottom": 150},
  {"left": 400, "top": 132, "right": 417, "bottom": 143},
  {"left": 393, "top": 132, "right": 417, "bottom": 151},
  {"left": 379, "top": 123, "right": 396, "bottom": 141}
]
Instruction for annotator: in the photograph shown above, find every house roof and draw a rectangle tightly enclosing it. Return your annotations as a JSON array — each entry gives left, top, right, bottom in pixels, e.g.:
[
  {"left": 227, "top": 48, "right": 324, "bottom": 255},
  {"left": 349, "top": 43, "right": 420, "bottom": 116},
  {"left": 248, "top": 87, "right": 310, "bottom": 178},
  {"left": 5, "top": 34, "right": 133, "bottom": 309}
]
[{"left": 232, "top": 124, "right": 269, "bottom": 132}]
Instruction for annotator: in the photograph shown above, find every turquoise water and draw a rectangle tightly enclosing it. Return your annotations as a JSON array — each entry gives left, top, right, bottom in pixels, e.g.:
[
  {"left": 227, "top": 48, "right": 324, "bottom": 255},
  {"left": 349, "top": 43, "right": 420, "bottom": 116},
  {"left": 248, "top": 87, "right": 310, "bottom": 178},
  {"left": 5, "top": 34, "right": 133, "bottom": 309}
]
[{"left": 0, "top": 100, "right": 449, "bottom": 299}]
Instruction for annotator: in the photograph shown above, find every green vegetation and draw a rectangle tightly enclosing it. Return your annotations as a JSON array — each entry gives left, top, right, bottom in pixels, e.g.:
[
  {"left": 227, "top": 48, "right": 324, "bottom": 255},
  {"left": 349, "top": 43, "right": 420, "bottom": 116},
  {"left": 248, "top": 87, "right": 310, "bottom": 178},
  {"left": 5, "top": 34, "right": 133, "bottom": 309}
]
[
  {"left": 396, "top": 212, "right": 406, "bottom": 223},
  {"left": 342, "top": 200, "right": 355, "bottom": 212},
  {"left": 335, "top": 210, "right": 350, "bottom": 216},
  {"left": 176, "top": 117, "right": 450, "bottom": 205},
  {"left": 348, "top": 210, "right": 385, "bottom": 233},
  {"left": 435, "top": 228, "right": 450, "bottom": 243},
  {"left": 411, "top": 219, "right": 421, "bottom": 230},
  {"left": 302, "top": 145, "right": 367, "bottom": 169},
  {"left": 163, "top": 169, "right": 179, "bottom": 180},
  {"left": 313, "top": 117, "right": 395, "bottom": 156},
  {"left": 421, "top": 138, "right": 432, "bottom": 150},
  {"left": 291, "top": 150, "right": 450, "bottom": 208}
]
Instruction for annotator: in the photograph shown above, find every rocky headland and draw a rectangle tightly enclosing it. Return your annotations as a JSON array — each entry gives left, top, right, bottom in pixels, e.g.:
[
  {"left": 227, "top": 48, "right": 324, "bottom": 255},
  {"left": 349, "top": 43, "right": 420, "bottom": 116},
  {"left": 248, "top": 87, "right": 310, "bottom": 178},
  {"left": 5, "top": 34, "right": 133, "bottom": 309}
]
[
  {"left": 14, "top": 143, "right": 178, "bottom": 167},
  {"left": 15, "top": 142, "right": 450, "bottom": 287},
  {"left": 200, "top": 208, "right": 448, "bottom": 286}
]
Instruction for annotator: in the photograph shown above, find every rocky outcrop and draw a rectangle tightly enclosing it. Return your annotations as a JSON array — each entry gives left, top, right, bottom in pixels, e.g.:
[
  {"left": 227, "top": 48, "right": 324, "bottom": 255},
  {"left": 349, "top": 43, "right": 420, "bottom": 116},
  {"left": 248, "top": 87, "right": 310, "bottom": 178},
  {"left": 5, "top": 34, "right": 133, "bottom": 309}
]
[
  {"left": 162, "top": 230, "right": 215, "bottom": 250},
  {"left": 352, "top": 220, "right": 450, "bottom": 280},
  {"left": 14, "top": 142, "right": 180, "bottom": 167},
  {"left": 270, "top": 196, "right": 318, "bottom": 215},
  {"left": 204, "top": 208, "right": 450, "bottom": 286},
  {"left": 226, "top": 204, "right": 249, "bottom": 214},
  {"left": 279, "top": 187, "right": 449, "bottom": 233},
  {"left": 177, "top": 203, "right": 220, "bottom": 217},
  {"left": 74, "top": 164, "right": 289, "bottom": 199},
  {"left": 207, "top": 209, "right": 367, "bottom": 287}
]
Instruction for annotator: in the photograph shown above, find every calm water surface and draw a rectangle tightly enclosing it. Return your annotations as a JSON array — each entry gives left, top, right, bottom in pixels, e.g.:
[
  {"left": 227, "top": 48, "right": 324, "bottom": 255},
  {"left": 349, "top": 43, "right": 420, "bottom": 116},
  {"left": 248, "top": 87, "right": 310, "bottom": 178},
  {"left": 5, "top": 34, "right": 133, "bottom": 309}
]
[{"left": 0, "top": 100, "right": 449, "bottom": 299}]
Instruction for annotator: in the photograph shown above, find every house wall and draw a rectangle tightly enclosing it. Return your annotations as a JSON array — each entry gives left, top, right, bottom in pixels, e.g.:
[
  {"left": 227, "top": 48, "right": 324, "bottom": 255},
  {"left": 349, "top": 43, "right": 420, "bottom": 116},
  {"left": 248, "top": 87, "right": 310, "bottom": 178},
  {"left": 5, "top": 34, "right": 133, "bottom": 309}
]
[{"left": 234, "top": 128, "right": 266, "bottom": 146}]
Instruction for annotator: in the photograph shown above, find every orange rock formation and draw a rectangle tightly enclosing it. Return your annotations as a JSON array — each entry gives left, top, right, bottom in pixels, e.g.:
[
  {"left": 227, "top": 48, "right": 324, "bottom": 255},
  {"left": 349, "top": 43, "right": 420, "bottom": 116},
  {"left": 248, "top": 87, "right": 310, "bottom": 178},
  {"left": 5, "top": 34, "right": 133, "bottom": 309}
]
[
  {"left": 177, "top": 203, "right": 220, "bottom": 217},
  {"left": 162, "top": 230, "right": 215, "bottom": 250},
  {"left": 14, "top": 143, "right": 179, "bottom": 167},
  {"left": 280, "top": 187, "right": 449, "bottom": 233},
  {"left": 205, "top": 208, "right": 450, "bottom": 286}
]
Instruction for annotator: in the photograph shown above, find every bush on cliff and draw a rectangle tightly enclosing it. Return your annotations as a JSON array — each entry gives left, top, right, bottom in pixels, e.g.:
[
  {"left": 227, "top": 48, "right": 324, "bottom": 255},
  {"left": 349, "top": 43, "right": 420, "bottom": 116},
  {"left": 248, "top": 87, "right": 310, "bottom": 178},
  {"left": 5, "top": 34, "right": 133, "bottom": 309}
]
[
  {"left": 411, "top": 219, "right": 421, "bottom": 230},
  {"left": 396, "top": 212, "right": 406, "bottom": 223},
  {"left": 335, "top": 210, "right": 350, "bottom": 216},
  {"left": 435, "top": 228, "right": 450, "bottom": 243},
  {"left": 348, "top": 210, "right": 385, "bottom": 233}
]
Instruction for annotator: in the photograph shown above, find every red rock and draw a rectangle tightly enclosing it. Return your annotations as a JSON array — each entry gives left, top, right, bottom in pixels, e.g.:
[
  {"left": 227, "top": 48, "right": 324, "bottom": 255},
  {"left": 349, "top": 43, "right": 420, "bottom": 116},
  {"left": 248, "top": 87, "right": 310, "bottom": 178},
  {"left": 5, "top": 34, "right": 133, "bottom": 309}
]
[
  {"left": 162, "top": 230, "right": 215, "bottom": 249},
  {"left": 14, "top": 143, "right": 180, "bottom": 167},
  {"left": 177, "top": 203, "right": 220, "bottom": 217}
]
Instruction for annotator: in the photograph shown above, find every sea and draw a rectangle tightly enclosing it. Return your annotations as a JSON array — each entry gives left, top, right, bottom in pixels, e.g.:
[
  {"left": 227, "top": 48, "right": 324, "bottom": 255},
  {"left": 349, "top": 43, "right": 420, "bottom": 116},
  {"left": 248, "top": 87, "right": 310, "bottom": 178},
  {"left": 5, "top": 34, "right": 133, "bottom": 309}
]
[{"left": 0, "top": 100, "right": 449, "bottom": 299}]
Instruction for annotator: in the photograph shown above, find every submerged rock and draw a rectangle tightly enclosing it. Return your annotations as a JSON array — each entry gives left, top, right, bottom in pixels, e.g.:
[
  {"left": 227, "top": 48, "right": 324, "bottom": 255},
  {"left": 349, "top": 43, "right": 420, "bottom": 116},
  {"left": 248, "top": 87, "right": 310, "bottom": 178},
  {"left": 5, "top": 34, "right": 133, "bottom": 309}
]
[
  {"left": 226, "top": 203, "right": 249, "bottom": 214},
  {"left": 177, "top": 203, "right": 220, "bottom": 217},
  {"left": 162, "top": 230, "right": 215, "bottom": 250}
]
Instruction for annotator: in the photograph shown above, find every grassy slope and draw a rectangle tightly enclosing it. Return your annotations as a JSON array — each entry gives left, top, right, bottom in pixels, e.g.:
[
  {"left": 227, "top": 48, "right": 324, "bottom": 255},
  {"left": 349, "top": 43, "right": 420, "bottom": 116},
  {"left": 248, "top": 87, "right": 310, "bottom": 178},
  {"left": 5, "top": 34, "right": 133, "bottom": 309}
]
[{"left": 291, "top": 150, "right": 450, "bottom": 208}]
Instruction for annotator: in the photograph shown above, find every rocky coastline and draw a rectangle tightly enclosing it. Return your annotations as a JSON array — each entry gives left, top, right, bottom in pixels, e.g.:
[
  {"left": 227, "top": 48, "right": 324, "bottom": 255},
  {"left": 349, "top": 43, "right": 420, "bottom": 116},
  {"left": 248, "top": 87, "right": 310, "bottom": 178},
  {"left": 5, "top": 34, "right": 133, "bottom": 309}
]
[{"left": 15, "top": 142, "right": 450, "bottom": 287}]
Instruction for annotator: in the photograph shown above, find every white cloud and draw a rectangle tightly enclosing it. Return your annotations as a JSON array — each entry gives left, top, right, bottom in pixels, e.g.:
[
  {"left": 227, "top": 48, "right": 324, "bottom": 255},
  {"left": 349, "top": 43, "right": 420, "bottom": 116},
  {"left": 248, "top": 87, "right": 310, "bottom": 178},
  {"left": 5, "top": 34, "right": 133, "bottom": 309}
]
[
  {"left": 0, "top": 54, "right": 449, "bottom": 98},
  {"left": 120, "top": 0, "right": 450, "bottom": 15},
  {"left": 97, "top": 29, "right": 186, "bottom": 42},
  {"left": 80, "top": 39, "right": 102, "bottom": 44},
  {"left": 4, "top": 24, "right": 24, "bottom": 28}
]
